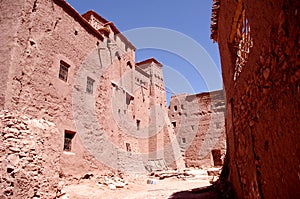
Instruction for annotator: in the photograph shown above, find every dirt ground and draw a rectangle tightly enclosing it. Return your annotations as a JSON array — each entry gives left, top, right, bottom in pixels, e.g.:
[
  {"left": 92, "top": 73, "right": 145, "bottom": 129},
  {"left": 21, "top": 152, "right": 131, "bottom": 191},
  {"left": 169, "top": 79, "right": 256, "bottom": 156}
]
[{"left": 61, "top": 169, "right": 218, "bottom": 199}]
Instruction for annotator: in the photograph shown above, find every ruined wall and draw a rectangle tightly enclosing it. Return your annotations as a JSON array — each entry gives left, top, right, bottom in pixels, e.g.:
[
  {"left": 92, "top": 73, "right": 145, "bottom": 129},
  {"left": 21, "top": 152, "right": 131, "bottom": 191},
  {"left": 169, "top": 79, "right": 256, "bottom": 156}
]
[
  {"left": 216, "top": 0, "right": 300, "bottom": 198},
  {"left": 169, "top": 90, "right": 226, "bottom": 168},
  {"left": 0, "top": 111, "right": 61, "bottom": 198}
]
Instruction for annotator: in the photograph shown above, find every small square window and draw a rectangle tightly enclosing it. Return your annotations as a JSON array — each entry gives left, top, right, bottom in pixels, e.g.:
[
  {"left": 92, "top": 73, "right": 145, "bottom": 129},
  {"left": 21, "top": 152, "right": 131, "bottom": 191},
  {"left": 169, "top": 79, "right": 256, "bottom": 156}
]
[
  {"left": 59, "top": 61, "right": 70, "bottom": 82},
  {"left": 182, "top": 137, "right": 186, "bottom": 144},
  {"left": 126, "top": 143, "right": 131, "bottom": 152},
  {"left": 115, "top": 51, "right": 121, "bottom": 60},
  {"left": 136, "top": 120, "right": 141, "bottom": 130},
  {"left": 174, "top": 105, "right": 178, "bottom": 111},
  {"left": 127, "top": 61, "right": 132, "bottom": 69},
  {"left": 172, "top": 121, "right": 176, "bottom": 128},
  {"left": 86, "top": 77, "right": 95, "bottom": 94},
  {"left": 126, "top": 93, "right": 132, "bottom": 106},
  {"left": 63, "top": 130, "right": 75, "bottom": 151}
]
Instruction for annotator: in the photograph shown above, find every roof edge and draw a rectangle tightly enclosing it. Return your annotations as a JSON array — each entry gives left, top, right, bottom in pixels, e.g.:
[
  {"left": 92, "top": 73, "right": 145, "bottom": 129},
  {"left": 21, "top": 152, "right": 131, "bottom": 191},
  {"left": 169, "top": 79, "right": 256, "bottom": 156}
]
[
  {"left": 82, "top": 10, "right": 136, "bottom": 50},
  {"left": 82, "top": 10, "right": 109, "bottom": 24},
  {"left": 136, "top": 58, "right": 163, "bottom": 67},
  {"left": 53, "top": 0, "right": 104, "bottom": 41}
]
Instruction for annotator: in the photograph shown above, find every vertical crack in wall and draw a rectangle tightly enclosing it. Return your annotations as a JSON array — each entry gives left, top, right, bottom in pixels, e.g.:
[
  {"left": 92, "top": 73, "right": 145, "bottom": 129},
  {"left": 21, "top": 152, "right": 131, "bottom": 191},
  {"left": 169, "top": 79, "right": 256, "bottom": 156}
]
[{"left": 32, "top": 0, "right": 38, "bottom": 12}]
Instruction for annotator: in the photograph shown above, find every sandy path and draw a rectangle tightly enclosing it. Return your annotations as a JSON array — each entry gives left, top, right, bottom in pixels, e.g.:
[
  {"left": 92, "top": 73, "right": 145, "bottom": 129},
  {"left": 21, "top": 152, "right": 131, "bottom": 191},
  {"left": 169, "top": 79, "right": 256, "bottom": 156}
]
[{"left": 64, "top": 175, "right": 212, "bottom": 199}]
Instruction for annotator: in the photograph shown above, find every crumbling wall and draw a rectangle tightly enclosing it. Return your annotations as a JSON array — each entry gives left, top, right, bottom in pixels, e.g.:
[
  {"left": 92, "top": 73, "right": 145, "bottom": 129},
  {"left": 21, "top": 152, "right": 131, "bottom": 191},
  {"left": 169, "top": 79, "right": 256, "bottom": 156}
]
[
  {"left": 169, "top": 90, "right": 226, "bottom": 168},
  {"left": 216, "top": 0, "right": 300, "bottom": 198},
  {"left": 0, "top": 111, "right": 61, "bottom": 198}
]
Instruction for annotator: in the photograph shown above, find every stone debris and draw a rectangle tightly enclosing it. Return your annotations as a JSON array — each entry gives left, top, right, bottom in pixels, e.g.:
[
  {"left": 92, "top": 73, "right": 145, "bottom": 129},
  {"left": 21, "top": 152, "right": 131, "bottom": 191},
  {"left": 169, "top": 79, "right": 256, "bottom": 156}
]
[
  {"left": 148, "top": 168, "right": 220, "bottom": 184},
  {"left": 99, "top": 175, "right": 128, "bottom": 189},
  {"left": 207, "top": 167, "right": 222, "bottom": 176},
  {"left": 150, "top": 170, "right": 194, "bottom": 180},
  {"left": 150, "top": 169, "right": 214, "bottom": 181},
  {"left": 73, "top": 172, "right": 129, "bottom": 190},
  {"left": 0, "top": 110, "right": 61, "bottom": 199}
]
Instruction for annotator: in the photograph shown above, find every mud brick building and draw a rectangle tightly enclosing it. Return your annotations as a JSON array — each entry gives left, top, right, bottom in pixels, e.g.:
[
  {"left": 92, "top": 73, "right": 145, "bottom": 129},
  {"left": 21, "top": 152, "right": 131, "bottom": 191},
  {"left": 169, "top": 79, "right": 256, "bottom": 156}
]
[
  {"left": 169, "top": 90, "right": 226, "bottom": 168},
  {"left": 0, "top": 0, "right": 184, "bottom": 176}
]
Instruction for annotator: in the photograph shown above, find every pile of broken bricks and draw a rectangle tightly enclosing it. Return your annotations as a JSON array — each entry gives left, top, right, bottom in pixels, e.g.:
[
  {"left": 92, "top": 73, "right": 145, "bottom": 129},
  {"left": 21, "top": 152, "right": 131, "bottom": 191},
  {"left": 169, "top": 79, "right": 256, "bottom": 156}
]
[
  {"left": 148, "top": 168, "right": 222, "bottom": 183},
  {"left": 149, "top": 170, "right": 194, "bottom": 180},
  {"left": 77, "top": 173, "right": 129, "bottom": 190},
  {"left": 98, "top": 175, "right": 129, "bottom": 190}
]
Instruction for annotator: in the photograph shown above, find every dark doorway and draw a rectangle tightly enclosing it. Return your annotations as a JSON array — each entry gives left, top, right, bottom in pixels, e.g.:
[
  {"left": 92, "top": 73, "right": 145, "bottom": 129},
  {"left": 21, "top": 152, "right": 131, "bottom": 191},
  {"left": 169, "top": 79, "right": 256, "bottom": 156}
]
[{"left": 211, "top": 149, "right": 222, "bottom": 166}]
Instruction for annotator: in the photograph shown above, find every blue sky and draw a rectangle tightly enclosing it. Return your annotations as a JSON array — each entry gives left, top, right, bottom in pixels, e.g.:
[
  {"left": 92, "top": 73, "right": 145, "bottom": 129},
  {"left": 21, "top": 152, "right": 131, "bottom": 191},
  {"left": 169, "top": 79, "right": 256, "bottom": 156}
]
[{"left": 66, "top": 0, "right": 222, "bottom": 103}]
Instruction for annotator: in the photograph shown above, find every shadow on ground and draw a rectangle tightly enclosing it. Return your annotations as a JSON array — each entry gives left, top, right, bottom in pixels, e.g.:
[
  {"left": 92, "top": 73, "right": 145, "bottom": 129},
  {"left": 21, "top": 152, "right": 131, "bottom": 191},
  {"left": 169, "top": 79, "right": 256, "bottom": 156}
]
[{"left": 169, "top": 186, "right": 223, "bottom": 199}]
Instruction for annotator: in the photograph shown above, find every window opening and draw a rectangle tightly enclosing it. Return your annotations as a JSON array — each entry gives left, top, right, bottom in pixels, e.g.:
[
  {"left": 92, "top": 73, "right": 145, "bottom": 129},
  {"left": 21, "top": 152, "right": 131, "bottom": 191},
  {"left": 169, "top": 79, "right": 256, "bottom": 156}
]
[
  {"left": 172, "top": 122, "right": 176, "bottom": 128},
  {"left": 63, "top": 130, "right": 75, "bottom": 151},
  {"left": 115, "top": 51, "right": 121, "bottom": 60},
  {"left": 86, "top": 77, "right": 95, "bottom": 94},
  {"left": 174, "top": 105, "right": 178, "bottom": 111},
  {"left": 127, "top": 61, "right": 132, "bottom": 69},
  {"left": 136, "top": 120, "right": 141, "bottom": 130},
  {"left": 211, "top": 149, "right": 222, "bottom": 166},
  {"left": 126, "top": 94, "right": 132, "bottom": 106},
  {"left": 126, "top": 143, "right": 131, "bottom": 152},
  {"left": 233, "top": 8, "right": 253, "bottom": 81},
  {"left": 59, "top": 61, "right": 69, "bottom": 82}
]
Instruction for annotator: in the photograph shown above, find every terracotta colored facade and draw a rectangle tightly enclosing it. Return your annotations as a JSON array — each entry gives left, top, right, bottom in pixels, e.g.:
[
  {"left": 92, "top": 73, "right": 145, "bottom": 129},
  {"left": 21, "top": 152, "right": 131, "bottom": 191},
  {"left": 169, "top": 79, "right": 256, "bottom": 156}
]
[
  {"left": 212, "top": 0, "right": 300, "bottom": 198},
  {"left": 169, "top": 90, "right": 226, "bottom": 168},
  {"left": 0, "top": 0, "right": 183, "bottom": 176}
]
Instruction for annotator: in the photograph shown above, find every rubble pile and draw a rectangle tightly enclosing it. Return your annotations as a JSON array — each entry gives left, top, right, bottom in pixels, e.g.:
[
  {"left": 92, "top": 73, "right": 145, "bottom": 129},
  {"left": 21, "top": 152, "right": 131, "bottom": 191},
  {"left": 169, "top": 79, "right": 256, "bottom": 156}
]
[
  {"left": 150, "top": 170, "right": 194, "bottom": 180},
  {"left": 97, "top": 173, "right": 128, "bottom": 190},
  {"left": 0, "top": 111, "right": 61, "bottom": 198},
  {"left": 148, "top": 168, "right": 222, "bottom": 184}
]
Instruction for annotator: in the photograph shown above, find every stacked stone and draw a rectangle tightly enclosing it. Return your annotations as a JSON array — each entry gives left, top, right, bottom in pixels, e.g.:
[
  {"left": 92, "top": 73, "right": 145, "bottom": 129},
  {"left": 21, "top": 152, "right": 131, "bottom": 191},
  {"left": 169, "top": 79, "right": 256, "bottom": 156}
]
[{"left": 0, "top": 110, "right": 61, "bottom": 199}]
